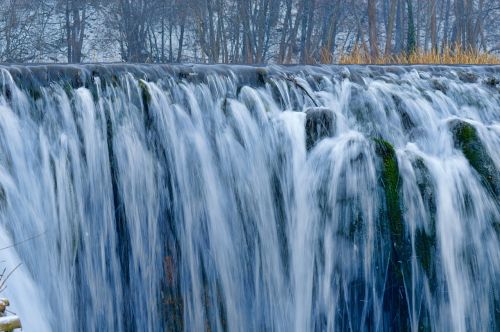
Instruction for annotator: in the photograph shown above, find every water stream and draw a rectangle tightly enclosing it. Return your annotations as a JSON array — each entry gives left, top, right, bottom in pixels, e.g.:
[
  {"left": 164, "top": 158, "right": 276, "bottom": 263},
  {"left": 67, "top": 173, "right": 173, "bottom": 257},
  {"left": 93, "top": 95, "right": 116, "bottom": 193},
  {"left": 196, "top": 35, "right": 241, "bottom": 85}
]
[{"left": 0, "top": 64, "right": 498, "bottom": 331}]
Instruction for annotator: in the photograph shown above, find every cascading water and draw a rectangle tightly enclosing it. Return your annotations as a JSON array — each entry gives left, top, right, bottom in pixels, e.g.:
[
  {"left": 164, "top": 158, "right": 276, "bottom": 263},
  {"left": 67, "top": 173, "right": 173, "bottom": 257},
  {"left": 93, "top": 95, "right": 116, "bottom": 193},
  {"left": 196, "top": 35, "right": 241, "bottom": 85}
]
[{"left": 0, "top": 64, "right": 498, "bottom": 331}]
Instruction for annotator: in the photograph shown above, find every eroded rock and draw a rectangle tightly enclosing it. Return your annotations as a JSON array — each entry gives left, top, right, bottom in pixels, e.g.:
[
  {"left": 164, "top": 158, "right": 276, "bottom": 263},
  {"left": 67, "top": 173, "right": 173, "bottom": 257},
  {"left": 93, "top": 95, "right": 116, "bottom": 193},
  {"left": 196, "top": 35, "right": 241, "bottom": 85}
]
[
  {"left": 305, "top": 107, "right": 336, "bottom": 150},
  {"left": 449, "top": 119, "right": 499, "bottom": 199}
]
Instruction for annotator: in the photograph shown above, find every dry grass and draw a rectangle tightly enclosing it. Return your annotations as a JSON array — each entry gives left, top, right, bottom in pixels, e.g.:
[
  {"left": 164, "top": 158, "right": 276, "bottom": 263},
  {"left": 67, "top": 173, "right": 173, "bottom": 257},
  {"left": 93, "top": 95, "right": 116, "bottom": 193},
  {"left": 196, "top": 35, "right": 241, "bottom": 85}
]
[{"left": 335, "top": 45, "right": 500, "bottom": 65}]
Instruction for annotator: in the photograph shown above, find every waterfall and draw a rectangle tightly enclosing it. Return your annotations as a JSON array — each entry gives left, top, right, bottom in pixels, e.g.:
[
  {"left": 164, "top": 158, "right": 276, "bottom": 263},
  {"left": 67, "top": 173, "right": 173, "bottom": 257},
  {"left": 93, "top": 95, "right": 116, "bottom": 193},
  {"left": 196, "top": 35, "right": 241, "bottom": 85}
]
[{"left": 0, "top": 64, "right": 498, "bottom": 331}]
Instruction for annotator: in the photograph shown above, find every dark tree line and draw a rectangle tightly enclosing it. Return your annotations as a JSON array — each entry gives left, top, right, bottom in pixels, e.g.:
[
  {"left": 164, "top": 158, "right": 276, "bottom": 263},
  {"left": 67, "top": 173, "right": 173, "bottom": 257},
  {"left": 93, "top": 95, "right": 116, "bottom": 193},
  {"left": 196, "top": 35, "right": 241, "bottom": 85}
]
[{"left": 0, "top": 0, "right": 498, "bottom": 63}]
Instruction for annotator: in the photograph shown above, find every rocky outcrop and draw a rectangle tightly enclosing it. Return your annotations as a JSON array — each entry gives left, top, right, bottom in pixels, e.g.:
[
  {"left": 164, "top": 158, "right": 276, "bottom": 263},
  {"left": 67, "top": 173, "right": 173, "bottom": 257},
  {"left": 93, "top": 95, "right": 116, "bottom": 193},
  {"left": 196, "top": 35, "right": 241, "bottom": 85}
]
[
  {"left": 305, "top": 108, "right": 336, "bottom": 150},
  {"left": 0, "top": 298, "right": 21, "bottom": 332},
  {"left": 373, "top": 138, "right": 411, "bottom": 331},
  {"left": 449, "top": 120, "right": 499, "bottom": 199}
]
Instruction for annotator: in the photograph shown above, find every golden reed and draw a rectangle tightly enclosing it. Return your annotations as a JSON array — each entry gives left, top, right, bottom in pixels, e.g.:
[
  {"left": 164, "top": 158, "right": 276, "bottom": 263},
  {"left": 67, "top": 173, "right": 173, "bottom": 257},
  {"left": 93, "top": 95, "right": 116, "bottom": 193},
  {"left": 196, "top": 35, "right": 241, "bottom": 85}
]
[{"left": 330, "top": 44, "right": 500, "bottom": 65}]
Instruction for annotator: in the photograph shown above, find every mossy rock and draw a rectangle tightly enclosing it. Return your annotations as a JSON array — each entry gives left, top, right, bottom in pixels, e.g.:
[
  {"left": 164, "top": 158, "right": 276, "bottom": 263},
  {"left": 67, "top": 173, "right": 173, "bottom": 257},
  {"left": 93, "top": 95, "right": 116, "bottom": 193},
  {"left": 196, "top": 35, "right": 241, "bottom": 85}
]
[
  {"left": 390, "top": 94, "right": 418, "bottom": 137},
  {"left": 431, "top": 79, "right": 448, "bottom": 93},
  {"left": 28, "top": 86, "right": 43, "bottom": 101},
  {"left": 305, "top": 107, "right": 336, "bottom": 151},
  {"left": 483, "top": 76, "right": 499, "bottom": 87},
  {"left": 138, "top": 80, "right": 152, "bottom": 103},
  {"left": 256, "top": 68, "right": 268, "bottom": 85},
  {"left": 373, "top": 138, "right": 411, "bottom": 330},
  {"left": 111, "top": 74, "right": 120, "bottom": 87},
  {"left": 457, "top": 71, "right": 478, "bottom": 83},
  {"left": 137, "top": 80, "right": 155, "bottom": 131},
  {"left": 415, "top": 228, "right": 435, "bottom": 280},
  {"left": 374, "top": 139, "right": 403, "bottom": 244},
  {"left": 411, "top": 157, "right": 438, "bottom": 286},
  {"left": 63, "top": 82, "right": 74, "bottom": 98},
  {"left": 449, "top": 120, "right": 499, "bottom": 199},
  {"left": 267, "top": 79, "right": 285, "bottom": 109},
  {"left": 412, "top": 158, "right": 437, "bottom": 224}
]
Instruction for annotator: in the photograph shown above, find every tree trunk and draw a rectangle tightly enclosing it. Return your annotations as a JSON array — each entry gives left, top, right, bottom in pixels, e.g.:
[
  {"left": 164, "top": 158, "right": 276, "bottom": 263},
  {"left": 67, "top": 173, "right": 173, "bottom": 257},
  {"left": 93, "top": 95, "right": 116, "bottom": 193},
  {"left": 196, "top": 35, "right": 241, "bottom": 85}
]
[
  {"left": 65, "top": 0, "right": 72, "bottom": 62},
  {"left": 368, "top": 0, "right": 379, "bottom": 59},
  {"left": 65, "top": 0, "right": 86, "bottom": 63},
  {"left": 384, "top": 0, "right": 398, "bottom": 55},
  {"left": 286, "top": 0, "right": 305, "bottom": 63},
  {"left": 441, "top": 0, "right": 451, "bottom": 51},
  {"left": 278, "top": 0, "right": 292, "bottom": 63},
  {"left": 430, "top": 0, "right": 437, "bottom": 53},
  {"left": 161, "top": 16, "right": 165, "bottom": 62},
  {"left": 394, "top": 0, "right": 405, "bottom": 54},
  {"left": 406, "top": 0, "right": 416, "bottom": 54},
  {"left": 177, "top": 12, "right": 186, "bottom": 63},
  {"left": 119, "top": 0, "right": 148, "bottom": 62}
]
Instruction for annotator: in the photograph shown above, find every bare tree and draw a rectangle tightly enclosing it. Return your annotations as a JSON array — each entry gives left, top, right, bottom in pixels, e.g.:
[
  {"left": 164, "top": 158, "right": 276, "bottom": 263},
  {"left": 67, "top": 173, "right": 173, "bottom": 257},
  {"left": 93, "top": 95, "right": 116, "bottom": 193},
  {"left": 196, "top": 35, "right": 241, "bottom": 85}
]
[
  {"left": 1, "top": 0, "right": 500, "bottom": 64},
  {"left": 430, "top": 0, "right": 437, "bottom": 53},
  {"left": 117, "top": 0, "right": 151, "bottom": 62},
  {"left": 384, "top": 0, "right": 398, "bottom": 55},
  {"left": 63, "top": 0, "right": 87, "bottom": 63}
]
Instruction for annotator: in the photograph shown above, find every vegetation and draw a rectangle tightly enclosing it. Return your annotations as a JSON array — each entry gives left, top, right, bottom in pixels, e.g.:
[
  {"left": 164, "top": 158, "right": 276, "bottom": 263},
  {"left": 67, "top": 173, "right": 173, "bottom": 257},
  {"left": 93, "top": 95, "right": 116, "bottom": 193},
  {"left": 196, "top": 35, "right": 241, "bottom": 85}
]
[
  {"left": 449, "top": 120, "right": 499, "bottom": 198},
  {"left": 0, "top": 0, "right": 498, "bottom": 64},
  {"left": 374, "top": 138, "right": 402, "bottom": 241},
  {"left": 0, "top": 266, "right": 22, "bottom": 331},
  {"left": 373, "top": 138, "right": 411, "bottom": 331},
  {"left": 338, "top": 45, "right": 500, "bottom": 64}
]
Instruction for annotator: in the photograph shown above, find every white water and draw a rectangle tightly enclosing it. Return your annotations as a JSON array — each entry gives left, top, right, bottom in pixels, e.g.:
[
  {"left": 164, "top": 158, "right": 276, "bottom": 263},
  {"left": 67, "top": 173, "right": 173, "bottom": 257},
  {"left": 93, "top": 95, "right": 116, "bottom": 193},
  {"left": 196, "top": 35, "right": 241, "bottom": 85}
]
[{"left": 0, "top": 65, "right": 498, "bottom": 331}]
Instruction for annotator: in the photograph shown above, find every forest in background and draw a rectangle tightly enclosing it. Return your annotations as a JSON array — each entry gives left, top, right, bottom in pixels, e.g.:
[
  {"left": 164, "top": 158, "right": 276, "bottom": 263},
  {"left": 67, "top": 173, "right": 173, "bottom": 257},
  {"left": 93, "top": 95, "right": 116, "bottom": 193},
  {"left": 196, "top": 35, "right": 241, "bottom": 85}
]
[{"left": 0, "top": 0, "right": 499, "bottom": 64}]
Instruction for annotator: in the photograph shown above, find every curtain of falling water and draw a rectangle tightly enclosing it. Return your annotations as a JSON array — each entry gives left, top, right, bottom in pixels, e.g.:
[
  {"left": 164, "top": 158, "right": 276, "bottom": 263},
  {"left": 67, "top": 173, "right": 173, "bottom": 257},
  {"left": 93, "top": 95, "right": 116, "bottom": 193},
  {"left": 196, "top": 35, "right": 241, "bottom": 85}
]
[{"left": 0, "top": 65, "right": 498, "bottom": 332}]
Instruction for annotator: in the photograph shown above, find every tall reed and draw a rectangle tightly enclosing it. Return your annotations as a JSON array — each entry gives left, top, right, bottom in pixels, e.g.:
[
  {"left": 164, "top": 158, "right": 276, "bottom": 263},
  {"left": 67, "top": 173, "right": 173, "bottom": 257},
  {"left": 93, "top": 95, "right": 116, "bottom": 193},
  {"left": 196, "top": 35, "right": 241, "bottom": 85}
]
[{"left": 334, "top": 45, "right": 500, "bottom": 64}]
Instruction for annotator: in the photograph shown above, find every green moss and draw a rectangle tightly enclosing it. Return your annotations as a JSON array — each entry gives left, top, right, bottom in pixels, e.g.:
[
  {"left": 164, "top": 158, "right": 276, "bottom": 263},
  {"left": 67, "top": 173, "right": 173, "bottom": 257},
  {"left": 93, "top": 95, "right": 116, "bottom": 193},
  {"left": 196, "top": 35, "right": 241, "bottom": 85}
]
[
  {"left": 374, "top": 138, "right": 411, "bottom": 331},
  {"left": 63, "top": 82, "right": 73, "bottom": 98},
  {"left": 411, "top": 157, "right": 438, "bottom": 291},
  {"left": 455, "top": 122, "right": 476, "bottom": 147},
  {"left": 374, "top": 138, "right": 403, "bottom": 245},
  {"left": 413, "top": 158, "right": 437, "bottom": 224},
  {"left": 453, "top": 120, "right": 477, "bottom": 153},
  {"left": 138, "top": 80, "right": 154, "bottom": 130},
  {"left": 415, "top": 229, "right": 434, "bottom": 277},
  {"left": 450, "top": 120, "right": 499, "bottom": 198},
  {"left": 138, "top": 80, "right": 152, "bottom": 103}
]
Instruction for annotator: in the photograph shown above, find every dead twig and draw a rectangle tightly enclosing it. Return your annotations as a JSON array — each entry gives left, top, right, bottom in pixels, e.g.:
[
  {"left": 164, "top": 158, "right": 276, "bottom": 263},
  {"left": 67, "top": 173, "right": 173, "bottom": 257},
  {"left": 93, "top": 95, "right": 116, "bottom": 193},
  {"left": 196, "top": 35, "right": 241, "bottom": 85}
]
[
  {"left": 283, "top": 75, "right": 319, "bottom": 107},
  {"left": 0, "top": 231, "right": 46, "bottom": 251},
  {"left": 0, "top": 263, "right": 21, "bottom": 292}
]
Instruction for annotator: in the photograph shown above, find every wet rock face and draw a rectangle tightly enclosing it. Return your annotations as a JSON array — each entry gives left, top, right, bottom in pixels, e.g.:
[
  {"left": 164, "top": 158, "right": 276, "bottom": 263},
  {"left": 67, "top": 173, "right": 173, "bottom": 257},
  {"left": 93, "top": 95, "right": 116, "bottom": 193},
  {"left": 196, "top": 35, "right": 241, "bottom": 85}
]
[
  {"left": 374, "top": 139, "right": 403, "bottom": 241},
  {"left": 484, "top": 76, "right": 500, "bottom": 87},
  {"left": 449, "top": 120, "right": 499, "bottom": 199},
  {"left": 373, "top": 138, "right": 411, "bottom": 332},
  {"left": 458, "top": 71, "right": 478, "bottom": 83},
  {"left": 305, "top": 107, "right": 336, "bottom": 150}
]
